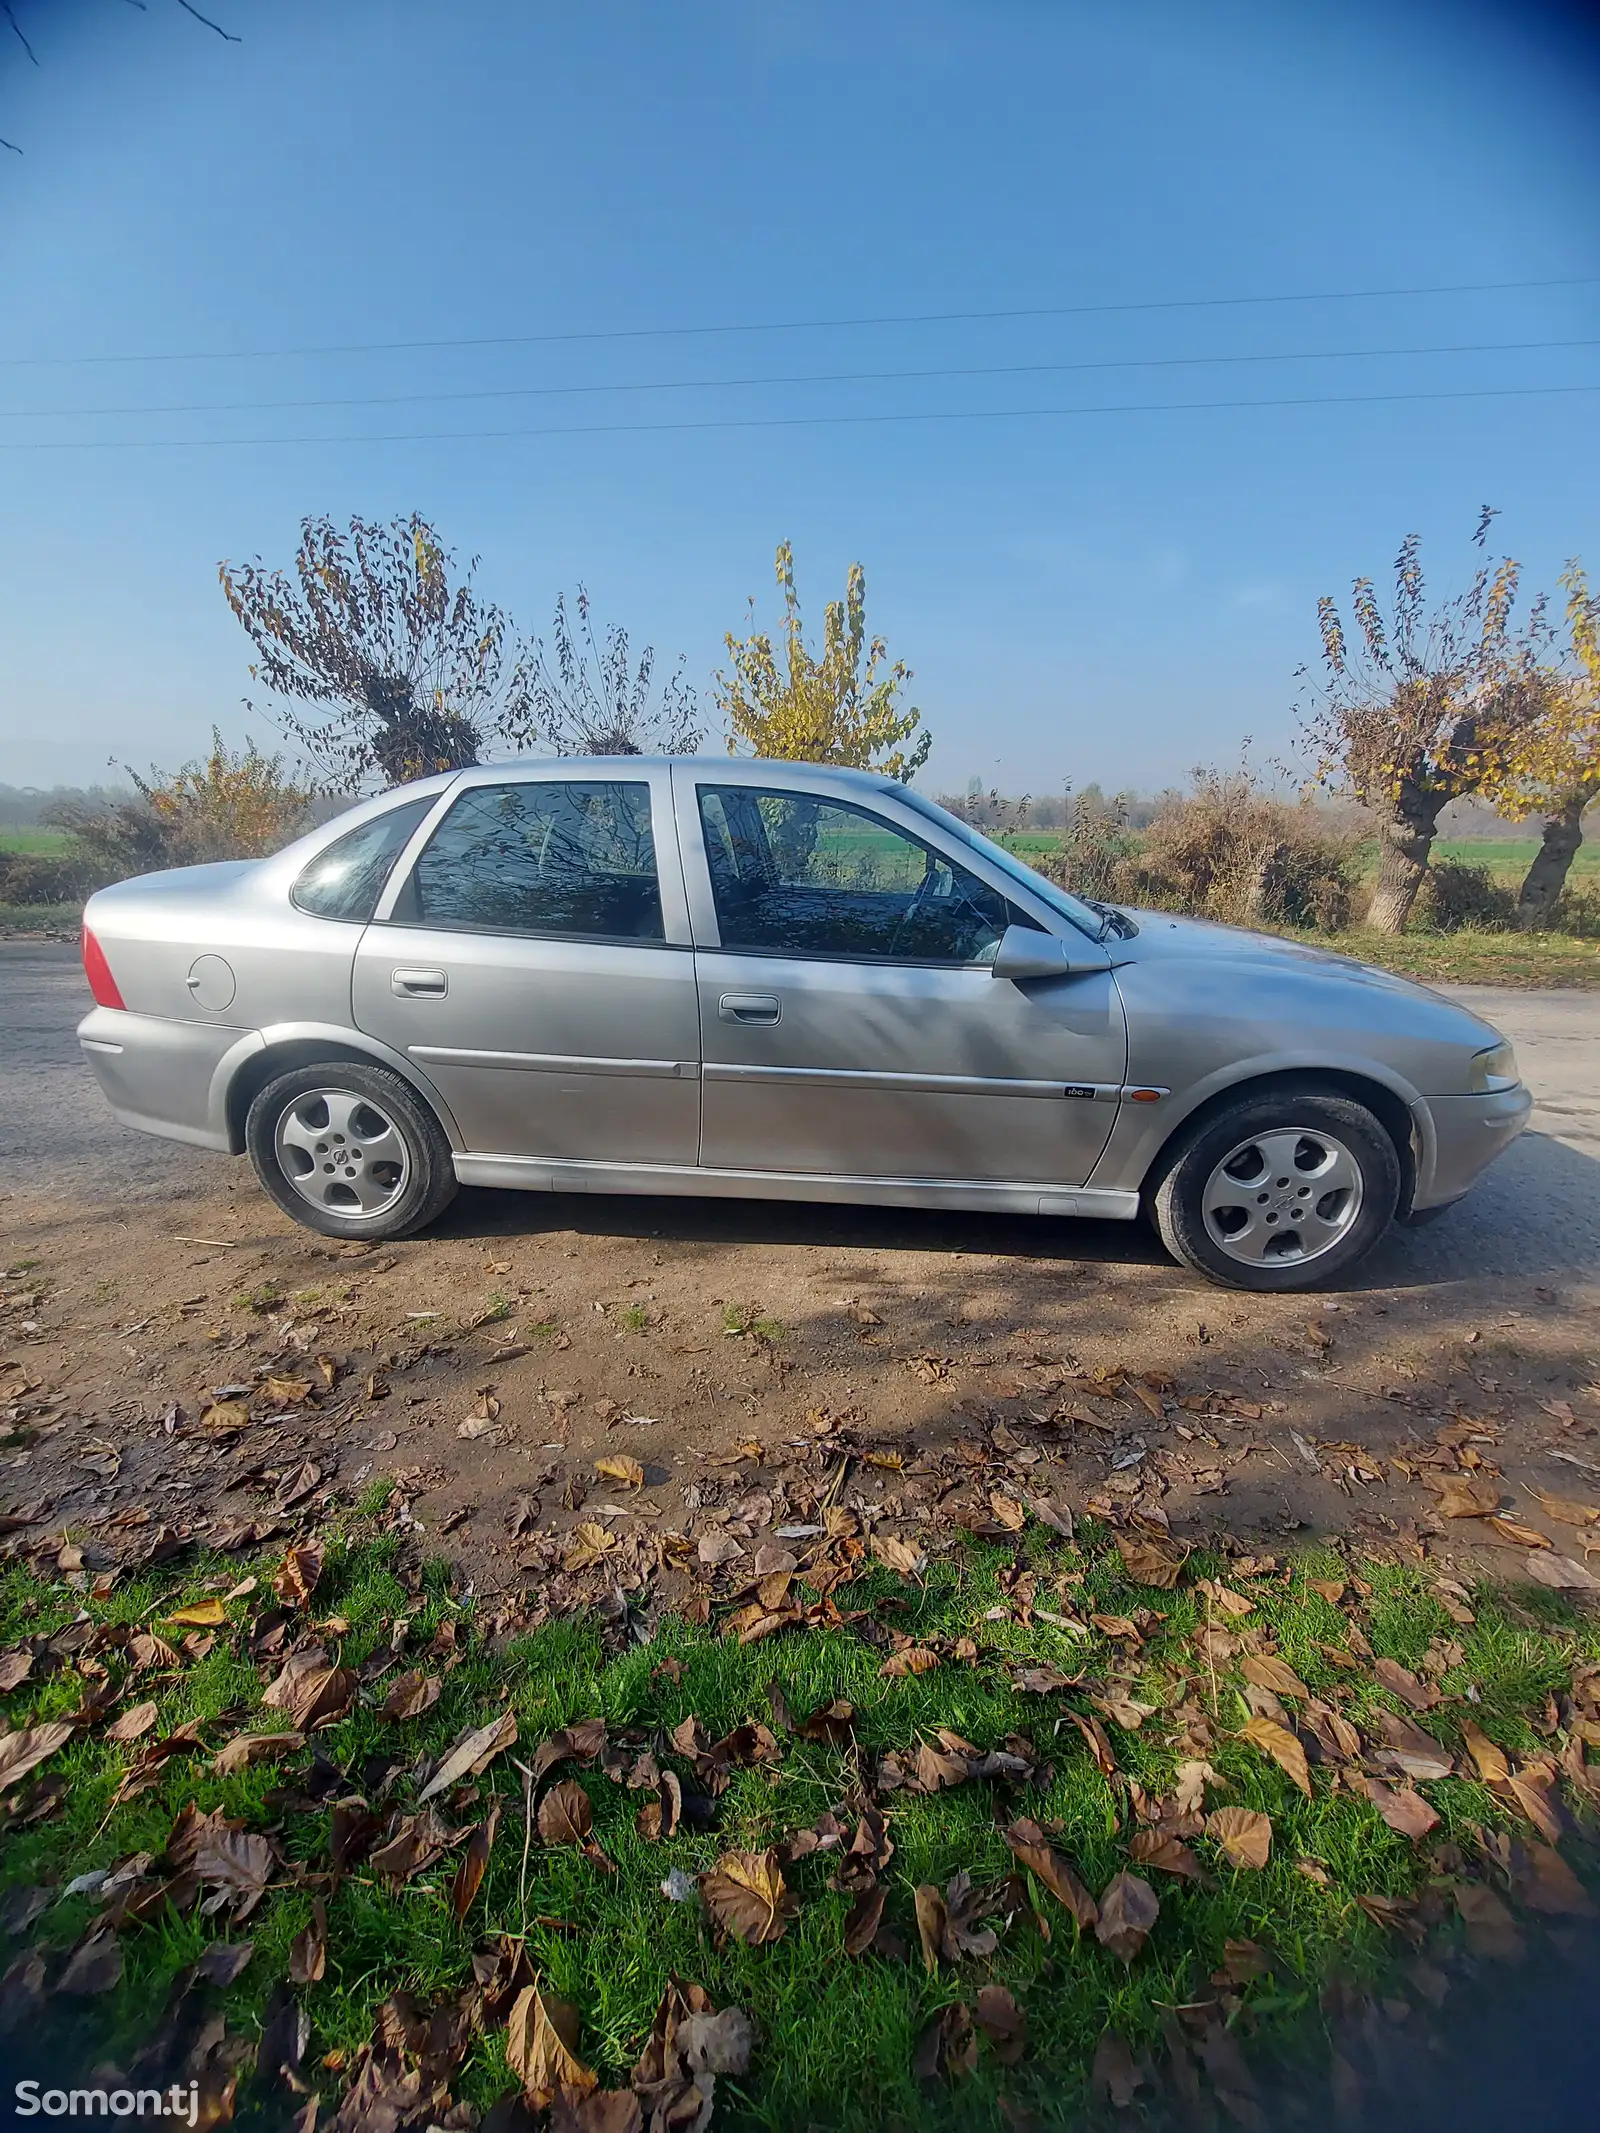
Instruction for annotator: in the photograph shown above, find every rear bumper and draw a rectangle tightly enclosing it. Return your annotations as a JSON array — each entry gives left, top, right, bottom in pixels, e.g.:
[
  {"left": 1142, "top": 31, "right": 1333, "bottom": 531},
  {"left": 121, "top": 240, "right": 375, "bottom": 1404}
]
[
  {"left": 77, "top": 1006, "right": 259, "bottom": 1152},
  {"left": 1409, "top": 1084, "right": 1533, "bottom": 1213}
]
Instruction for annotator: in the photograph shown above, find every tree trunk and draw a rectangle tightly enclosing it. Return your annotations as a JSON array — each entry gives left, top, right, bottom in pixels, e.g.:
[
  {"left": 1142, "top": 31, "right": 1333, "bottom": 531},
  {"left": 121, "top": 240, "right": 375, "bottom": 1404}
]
[
  {"left": 1365, "top": 799, "right": 1445, "bottom": 935},
  {"left": 1515, "top": 794, "right": 1587, "bottom": 930}
]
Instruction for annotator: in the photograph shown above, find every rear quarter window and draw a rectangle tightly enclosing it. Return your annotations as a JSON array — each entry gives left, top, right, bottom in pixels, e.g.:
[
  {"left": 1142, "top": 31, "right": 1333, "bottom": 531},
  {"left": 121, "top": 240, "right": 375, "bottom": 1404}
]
[{"left": 291, "top": 797, "right": 437, "bottom": 921}]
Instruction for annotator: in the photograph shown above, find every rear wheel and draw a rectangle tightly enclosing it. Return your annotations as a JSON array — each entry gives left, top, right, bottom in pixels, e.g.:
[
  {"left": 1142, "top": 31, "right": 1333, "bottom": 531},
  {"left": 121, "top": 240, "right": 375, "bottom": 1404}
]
[
  {"left": 245, "top": 1061, "right": 457, "bottom": 1240},
  {"left": 1151, "top": 1089, "right": 1400, "bottom": 1291}
]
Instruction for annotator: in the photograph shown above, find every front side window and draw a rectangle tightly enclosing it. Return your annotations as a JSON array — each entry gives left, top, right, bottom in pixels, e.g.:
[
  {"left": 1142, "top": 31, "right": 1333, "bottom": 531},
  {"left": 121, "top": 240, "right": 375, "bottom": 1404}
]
[
  {"left": 291, "top": 796, "right": 436, "bottom": 921},
  {"left": 409, "top": 780, "right": 663, "bottom": 941},
  {"left": 697, "top": 786, "right": 1016, "bottom": 963}
]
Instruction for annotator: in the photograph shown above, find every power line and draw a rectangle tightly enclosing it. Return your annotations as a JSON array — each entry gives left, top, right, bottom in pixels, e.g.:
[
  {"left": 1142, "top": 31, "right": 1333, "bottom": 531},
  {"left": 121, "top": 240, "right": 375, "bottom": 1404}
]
[
  {"left": 1, "top": 274, "right": 1596, "bottom": 371},
  {"left": 1, "top": 378, "right": 1595, "bottom": 452},
  {"left": 4, "top": 333, "right": 1594, "bottom": 422}
]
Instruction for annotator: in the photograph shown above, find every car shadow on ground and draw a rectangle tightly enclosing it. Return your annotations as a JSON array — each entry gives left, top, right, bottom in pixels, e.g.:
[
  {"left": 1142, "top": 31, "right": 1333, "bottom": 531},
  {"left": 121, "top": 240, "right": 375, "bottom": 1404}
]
[{"left": 425, "top": 1129, "right": 1599, "bottom": 1289}]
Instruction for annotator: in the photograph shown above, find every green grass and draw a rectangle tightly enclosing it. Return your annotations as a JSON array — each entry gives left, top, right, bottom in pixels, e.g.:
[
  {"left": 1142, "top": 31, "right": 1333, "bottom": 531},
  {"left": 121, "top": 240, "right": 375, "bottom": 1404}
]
[
  {"left": 1272, "top": 924, "right": 1600, "bottom": 987},
  {"left": 2, "top": 1527, "right": 1595, "bottom": 2129},
  {"left": 0, "top": 900, "right": 79, "bottom": 932},
  {"left": 0, "top": 826, "right": 73, "bottom": 857}
]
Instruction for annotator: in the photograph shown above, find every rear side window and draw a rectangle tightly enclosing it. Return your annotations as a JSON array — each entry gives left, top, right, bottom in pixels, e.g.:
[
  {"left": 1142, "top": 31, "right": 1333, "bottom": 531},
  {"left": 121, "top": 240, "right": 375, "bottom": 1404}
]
[
  {"left": 409, "top": 781, "right": 664, "bottom": 941},
  {"left": 291, "top": 796, "right": 436, "bottom": 920}
]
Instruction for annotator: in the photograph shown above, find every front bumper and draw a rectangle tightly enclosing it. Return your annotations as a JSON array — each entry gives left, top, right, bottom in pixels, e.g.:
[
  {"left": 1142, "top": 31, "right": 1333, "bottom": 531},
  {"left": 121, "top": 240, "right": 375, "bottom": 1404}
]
[{"left": 1409, "top": 1083, "right": 1533, "bottom": 1214}]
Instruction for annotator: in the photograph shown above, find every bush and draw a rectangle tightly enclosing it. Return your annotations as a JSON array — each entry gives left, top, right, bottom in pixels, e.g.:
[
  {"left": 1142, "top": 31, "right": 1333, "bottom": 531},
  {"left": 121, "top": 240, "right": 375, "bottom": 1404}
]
[
  {"left": 1117, "top": 771, "right": 1357, "bottom": 929},
  {"left": 0, "top": 851, "right": 99, "bottom": 905},
  {"left": 1041, "top": 793, "right": 1144, "bottom": 902},
  {"left": 1547, "top": 883, "right": 1600, "bottom": 938},
  {"left": 1413, "top": 860, "right": 1518, "bottom": 933},
  {"left": 51, "top": 731, "right": 311, "bottom": 888}
]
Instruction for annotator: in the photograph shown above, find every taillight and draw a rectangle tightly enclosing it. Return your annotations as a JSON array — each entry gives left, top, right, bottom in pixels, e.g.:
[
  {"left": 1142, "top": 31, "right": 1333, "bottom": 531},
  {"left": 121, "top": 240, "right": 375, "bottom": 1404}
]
[{"left": 82, "top": 928, "right": 126, "bottom": 1010}]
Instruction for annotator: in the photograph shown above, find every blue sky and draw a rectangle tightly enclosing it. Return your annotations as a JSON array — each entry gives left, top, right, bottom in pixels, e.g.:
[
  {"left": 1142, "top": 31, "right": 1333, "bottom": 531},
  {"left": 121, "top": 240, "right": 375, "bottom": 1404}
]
[{"left": 1, "top": 0, "right": 1598, "bottom": 795}]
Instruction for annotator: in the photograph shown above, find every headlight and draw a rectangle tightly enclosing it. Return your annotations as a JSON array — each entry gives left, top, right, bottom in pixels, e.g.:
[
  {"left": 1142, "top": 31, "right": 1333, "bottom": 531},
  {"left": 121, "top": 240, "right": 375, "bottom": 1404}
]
[{"left": 1469, "top": 1040, "right": 1519, "bottom": 1092}]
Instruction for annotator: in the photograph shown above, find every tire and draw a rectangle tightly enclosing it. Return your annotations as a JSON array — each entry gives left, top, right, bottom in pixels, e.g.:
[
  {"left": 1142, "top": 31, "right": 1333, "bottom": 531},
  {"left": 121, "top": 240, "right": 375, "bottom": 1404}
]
[
  {"left": 245, "top": 1060, "right": 458, "bottom": 1241},
  {"left": 1150, "top": 1088, "right": 1400, "bottom": 1292}
]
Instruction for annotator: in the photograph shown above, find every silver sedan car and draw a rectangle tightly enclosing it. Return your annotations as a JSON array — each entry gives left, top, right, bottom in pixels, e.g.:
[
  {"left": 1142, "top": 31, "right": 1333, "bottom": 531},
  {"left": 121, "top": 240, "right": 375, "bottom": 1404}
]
[{"left": 76, "top": 757, "right": 1530, "bottom": 1290}]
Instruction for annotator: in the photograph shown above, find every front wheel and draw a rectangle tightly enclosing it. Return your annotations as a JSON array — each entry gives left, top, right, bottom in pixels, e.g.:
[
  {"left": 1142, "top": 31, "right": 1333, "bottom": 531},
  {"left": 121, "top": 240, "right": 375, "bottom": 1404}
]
[
  {"left": 1151, "top": 1090, "right": 1400, "bottom": 1291},
  {"left": 245, "top": 1061, "right": 458, "bottom": 1240}
]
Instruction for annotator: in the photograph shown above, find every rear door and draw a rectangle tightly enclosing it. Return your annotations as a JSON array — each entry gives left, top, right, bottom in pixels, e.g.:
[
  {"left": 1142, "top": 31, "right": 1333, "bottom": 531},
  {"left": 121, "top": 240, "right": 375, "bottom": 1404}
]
[
  {"left": 677, "top": 769, "right": 1127, "bottom": 1185},
  {"left": 353, "top": 767, "right": 700, "bottom": 1165}
]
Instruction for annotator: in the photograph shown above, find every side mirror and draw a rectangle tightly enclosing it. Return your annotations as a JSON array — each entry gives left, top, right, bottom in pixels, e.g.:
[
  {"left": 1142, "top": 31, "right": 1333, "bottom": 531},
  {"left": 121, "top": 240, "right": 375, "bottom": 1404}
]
[{"left": 990, "top": 923, "right": 1108, "bottom": 980}]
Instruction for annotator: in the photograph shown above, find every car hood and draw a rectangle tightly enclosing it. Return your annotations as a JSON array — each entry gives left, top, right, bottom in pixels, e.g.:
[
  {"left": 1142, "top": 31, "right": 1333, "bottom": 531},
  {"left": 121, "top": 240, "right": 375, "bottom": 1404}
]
[{"left": 1117, "top": 909, "right": 1435, "bottom": 992}]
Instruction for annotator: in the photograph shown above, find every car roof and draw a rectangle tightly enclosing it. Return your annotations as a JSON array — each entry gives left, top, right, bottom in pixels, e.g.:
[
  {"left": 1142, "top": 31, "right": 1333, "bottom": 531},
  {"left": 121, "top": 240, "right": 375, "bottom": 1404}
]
[{"left": 451, "top": 755, "right": 907, "bottom": 799}]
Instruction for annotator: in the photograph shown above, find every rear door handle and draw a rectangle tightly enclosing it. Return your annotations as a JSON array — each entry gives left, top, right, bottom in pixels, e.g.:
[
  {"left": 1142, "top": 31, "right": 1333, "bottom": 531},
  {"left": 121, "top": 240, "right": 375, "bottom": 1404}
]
[
  {"left": 718, "top": 992, "right": 780, "bottom": 1025},
  {"left": 392, "top": 967, "right": 448, "bottom": 998}
]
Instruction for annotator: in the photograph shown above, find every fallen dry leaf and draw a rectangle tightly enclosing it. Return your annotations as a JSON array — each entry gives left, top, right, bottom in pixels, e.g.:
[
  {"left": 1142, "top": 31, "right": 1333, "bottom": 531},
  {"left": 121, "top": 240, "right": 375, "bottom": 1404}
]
[
  {"left": 55, "top": 1929, "right": 123, "bottom": 1996},
  {"left": 166, "top": 1599, "right": 227, "bottom": 1629},
  {"left": 0, "top": 1720, "right": 74, "bottom": 1796},
  {"left": 1372, "top": 1658, "right": 1439, "bottom": 1712},
  {"left": 1115, "top": 1535, "right": 1187, "bottom": 1589},
  {"left": 1528, "top": 1487, "right": 1600, "bottom": 1529},
  {"left": 1459, "top": 1718, "right": 1511, "bottom": 1785},
  {"left": 699, "top": 1849, "right": 797, "bottom": 1946},
  {"left": 1238, "top": 1716, "right": 1311, "bottom": 1797},
  {"left": 506, "top": 1985, "right": 597, "bottom": 2109},
  {"left": 451, "top": 1804, "right": 499, "bottom": 1922},
  {"left": 271, "top": 1544, "right": 324, "bottom": 1609},
  {"left": 1095, "top": 1871, "right": 1159, "bottom": 1961},
  {"left": 262, "top": 1654, "right": 357, "bottom": 1733},
  {"left": 1206, "top": 1807, "right": 1272, "bottom": 1870},
  {"left": 418, "top": 1710, "right": 517, "bottom": 1802},
  {"left": 537, "top": 1779, "right": 594, "bottom": 1848},
  {"left": 842, "top": 1884, "right": 887, "bottom": 1957},
  {"left": 1482, "top": 1516, "right": 1552, "bottom": 1550},
  {"left": 1357, "top": 1777, "right": 1439, "bottom": 1841},
  {"left": 595, "top": 1455, "right": 645, "bottom": 1491},
  {"left": 287, "top": 1898, "right": 326, "bottom": 1987},
  {"left": 1504, "top": 1765, "right": 1564, "bottom": 1844},
  {"left": 1525, "top": 1552, "right": 1600, "bottom": 1592},
  {"left": 871, "top": 1534, "right": 925, "bottom": 1576},
  {"left": 1371, "top": 1710, "right": 1454, "bottom": 1783},
  {"left": 381, "top": 1670, "right": 442, "bottom": 1723},
  {"left": 212, "top": 1729, "right": 305, "bottom": 1776},
  {"left": 913, "top": 1884, "right": 945, "bottom": 1973},
  {"left": 1003, "top": 1818, "right": 1098, "bottom": 1928},
  {"left": 974, "top": 1983, "right": 1026, "bottom": 2065},
  {"left": 104, "top": 1701, "right": 159, "bottom": 1745},
  {"left": 1240, "top": 1654, "right": 1309, "bottom": 1702},
  {"left": 1428, "top": 1473, "right": 1503, "bottom": 1519}
]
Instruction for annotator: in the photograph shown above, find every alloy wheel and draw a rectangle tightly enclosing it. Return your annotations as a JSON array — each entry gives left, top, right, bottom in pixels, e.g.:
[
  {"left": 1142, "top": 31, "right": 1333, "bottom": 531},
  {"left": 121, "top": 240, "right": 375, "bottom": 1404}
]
[
  {"left": 1200, "top": 1126, "right": 1364, "bottom": 1268},
  {"left": 273, "top": 1087, "right": 411, "bottom": 1219}
]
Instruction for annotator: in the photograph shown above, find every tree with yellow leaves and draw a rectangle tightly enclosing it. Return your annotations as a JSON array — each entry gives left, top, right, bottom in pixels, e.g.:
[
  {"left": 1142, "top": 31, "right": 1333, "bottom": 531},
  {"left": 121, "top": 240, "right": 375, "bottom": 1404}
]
[
  {"left": 1298, "top": 512, "right": 1538, "bottom": 934},
  {"left": 716, "top": 542, "right": 932, "bottom": 782},
  {"left": 1484, "top": 562, "right": 1600, "bottom": 928}
]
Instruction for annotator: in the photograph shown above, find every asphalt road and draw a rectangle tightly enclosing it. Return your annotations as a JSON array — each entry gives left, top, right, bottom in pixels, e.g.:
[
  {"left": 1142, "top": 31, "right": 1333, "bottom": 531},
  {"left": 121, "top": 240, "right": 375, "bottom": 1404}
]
[{"left": 2, "top": 941, "right": 1596, "bottom": 1283}]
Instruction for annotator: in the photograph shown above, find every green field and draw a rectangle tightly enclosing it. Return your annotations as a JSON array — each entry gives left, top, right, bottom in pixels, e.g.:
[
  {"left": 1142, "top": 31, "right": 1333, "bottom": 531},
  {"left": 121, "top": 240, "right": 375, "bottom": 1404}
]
[
  {"left": 992, "top": 829, "right": 1598, "bottom": 885},
  {"left": 0, "top": 825, "right": 72, "bottom": 856}
]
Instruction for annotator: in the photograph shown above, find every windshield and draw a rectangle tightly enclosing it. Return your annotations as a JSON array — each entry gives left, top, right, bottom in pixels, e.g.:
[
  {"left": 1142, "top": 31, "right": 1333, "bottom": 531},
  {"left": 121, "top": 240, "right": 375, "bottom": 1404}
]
[{"left": 889, "top": 787, "right": 1108, "bottom": 939}]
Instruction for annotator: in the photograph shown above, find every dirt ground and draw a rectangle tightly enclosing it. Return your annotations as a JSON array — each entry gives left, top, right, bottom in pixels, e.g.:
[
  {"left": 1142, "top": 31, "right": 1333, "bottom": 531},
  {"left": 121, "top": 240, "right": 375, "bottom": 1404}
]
[{"left": 4, "top": 1161, "right": 1599, "bottom": 1606}]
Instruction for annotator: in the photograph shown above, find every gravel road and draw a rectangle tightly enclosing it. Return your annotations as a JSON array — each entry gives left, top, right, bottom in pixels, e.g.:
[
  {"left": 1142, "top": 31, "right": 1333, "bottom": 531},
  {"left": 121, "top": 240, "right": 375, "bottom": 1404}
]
[{"left": 2, "top": 941, "right": 1595, "bottom": 1282}]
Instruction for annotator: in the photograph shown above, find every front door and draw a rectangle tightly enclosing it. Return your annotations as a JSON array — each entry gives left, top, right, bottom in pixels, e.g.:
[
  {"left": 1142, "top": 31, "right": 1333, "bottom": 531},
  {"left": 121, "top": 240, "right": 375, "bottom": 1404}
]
[
  {"left": 353, "top": 770, "right": 700, "bottom": 1166},
  {"left": 680, "top": 775, "right": 1127, "bottom": 1185}
]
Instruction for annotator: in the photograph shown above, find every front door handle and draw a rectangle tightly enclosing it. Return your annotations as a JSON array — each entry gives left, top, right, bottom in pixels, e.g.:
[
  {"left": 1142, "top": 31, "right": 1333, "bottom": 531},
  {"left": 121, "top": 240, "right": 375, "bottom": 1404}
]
[
  {"left": 718, "top": 992, "right": 780, "bottom": 1025},
  {"left": 392, "top": 967, "right": 448, "bottom": 998}
]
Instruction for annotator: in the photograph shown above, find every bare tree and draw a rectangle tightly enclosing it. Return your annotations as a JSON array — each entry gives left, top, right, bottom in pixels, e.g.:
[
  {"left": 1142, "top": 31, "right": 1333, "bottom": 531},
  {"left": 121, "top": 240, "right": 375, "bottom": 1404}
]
[
  {"left": 514, "top": 585, "right": 704, "bottom": 757},
  {"left": 1298, "top": 510, "right": 1541, "bottom": 933},
  {"left": 220, "top": 514, "right": 532, "bottom": 792},
  {"left": 3, "top": 1, "right": 238, "bottom": 157}
]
